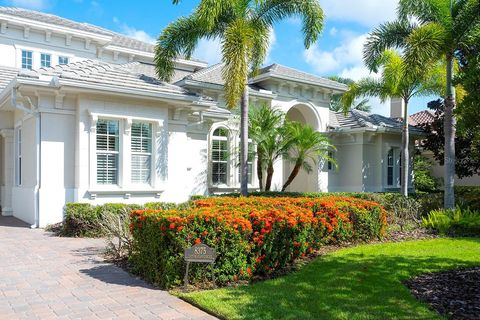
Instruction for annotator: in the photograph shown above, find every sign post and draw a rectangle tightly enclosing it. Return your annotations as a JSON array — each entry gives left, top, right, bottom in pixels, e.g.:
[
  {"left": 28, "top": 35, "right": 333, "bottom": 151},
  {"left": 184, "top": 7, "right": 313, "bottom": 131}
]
[{"left": 184, "top": 244, "right": 217, "bottom": 288}]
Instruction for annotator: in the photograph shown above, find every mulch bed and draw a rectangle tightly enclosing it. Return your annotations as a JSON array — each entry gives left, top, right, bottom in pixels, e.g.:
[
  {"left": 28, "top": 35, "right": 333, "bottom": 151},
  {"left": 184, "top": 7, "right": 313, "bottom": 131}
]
[{"left": 405, "top": 267, "right": 480, "bottom": 320}]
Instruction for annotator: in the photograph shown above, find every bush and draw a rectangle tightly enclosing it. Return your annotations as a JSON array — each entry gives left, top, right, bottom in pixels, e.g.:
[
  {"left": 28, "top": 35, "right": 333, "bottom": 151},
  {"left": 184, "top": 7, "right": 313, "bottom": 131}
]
[
  {"left": 129, "top": 196, "right": 387, "bottom": 288},
  {"left": 423, "top": 207, "right": 480, "bottom": 237},
  {"left": 62, "top": 202, "right": 142, "bottom": 237}
]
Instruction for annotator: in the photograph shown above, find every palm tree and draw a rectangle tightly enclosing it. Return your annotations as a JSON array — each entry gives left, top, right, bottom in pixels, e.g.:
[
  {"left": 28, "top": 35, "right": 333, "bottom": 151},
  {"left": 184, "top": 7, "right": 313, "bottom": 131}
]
[
  {"left": 281, "top": 122, "right": 334, "bottom": 192},
  {"left": 249, "top": 104, "right": 292, "bottom": 191},
  {"left": 328, "top": 76, "right": 371, "bottom": 112},
  {"left": 155, "top": 0, "right": 325, "bottom": 196},
  {"left": 363, "top": 0, "right": 480, "bottom": 208},
  {"left": 342, "top": 50, "right": 443, "bottom": 197}
]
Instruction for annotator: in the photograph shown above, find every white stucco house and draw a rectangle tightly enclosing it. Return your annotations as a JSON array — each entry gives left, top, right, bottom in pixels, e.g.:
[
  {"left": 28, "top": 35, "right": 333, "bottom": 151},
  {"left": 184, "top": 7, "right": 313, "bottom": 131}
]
[{"left": 0, "top": 7, "right": 423, "bottom": 227}]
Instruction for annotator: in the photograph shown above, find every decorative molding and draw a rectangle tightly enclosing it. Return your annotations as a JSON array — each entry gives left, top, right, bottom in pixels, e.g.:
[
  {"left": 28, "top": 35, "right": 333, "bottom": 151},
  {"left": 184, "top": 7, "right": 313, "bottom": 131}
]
[
  {"left": 1, "top": 21, "right": 7, "bottom": 34},
  {"left": 85, "top": 38, "right": 91, "bottom": 50},
  {"left": 0, "top": 129, "right": 14, "bottom": 138},
  {"left": 65, "top": 34, "right": 72, "bottom": 46},
  {"left": 23, "top": 26, "right": 29, "bottom": 38},
  {"left": 97, "top": 47, "right": 103, "bottom": 58},
  {"left": 113, "top": 51, "right": 119, "bottom": 61},
  {"left": 54, "top": 93, "right": 65, "bottom": 109},
  {"left": 89, "top": 113, "right": 98, "bottom": 133},
  {"left": 45, "top": 30, "right": 51, "bottom": 42},
  {"left": 124, "top": 118, "right": 132, "bottom": 135},
  {"left": 128, "top": 54, "right": 135, "bottom": 62}
]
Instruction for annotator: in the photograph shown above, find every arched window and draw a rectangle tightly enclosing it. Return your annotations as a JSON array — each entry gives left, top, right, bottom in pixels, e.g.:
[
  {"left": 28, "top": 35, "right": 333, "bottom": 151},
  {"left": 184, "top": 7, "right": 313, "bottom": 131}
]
[{"left": 211, "top": 128, "right": 229, "bottom": 185}]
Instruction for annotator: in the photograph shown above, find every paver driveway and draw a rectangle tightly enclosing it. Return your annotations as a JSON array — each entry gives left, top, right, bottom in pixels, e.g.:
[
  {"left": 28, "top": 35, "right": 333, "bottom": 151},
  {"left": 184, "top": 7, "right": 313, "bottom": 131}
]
[{"left": 0, "top": 217, "right": 216, "bottom": 320}]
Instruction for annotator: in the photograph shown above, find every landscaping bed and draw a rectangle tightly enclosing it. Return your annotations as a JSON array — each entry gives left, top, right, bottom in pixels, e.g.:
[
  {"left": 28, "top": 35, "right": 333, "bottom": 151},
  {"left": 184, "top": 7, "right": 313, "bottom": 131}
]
[
  {"left": 129, "top": 196, "right": 387, "bottom": 288},
  {"left": 405, "top": 267, "right": 480, "bottom": 320}
]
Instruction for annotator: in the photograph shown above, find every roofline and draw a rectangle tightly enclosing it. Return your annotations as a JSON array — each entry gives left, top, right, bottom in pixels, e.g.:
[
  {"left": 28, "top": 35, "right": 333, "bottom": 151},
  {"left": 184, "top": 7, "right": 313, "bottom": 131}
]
[
  {"left": 178, "top": 79, "right": 277, "bottom": 99},
  {"left": 15, "top": 76, "right": 217, "bottom": 107},
  {"left": 250, "top": 72, "right": 348, "bottom": 93},
  {"left": 327, "top": 126, "right": 426, "bottom": 136},
  {"left": 0, "top": 12, "right": 112, "bottom": 43}
]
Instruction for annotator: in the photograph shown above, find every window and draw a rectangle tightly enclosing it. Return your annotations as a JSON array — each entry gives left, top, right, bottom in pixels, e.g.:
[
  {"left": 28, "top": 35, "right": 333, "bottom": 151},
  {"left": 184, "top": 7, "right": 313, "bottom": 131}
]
[
  {"left": 327, "top": 150, "right": 335, "bottom": 171},
  {"left": 21, "top": 50, "right": 33, "bottom": 70},
  {"left": 15, "top": 128, "right": 22, "bottom": 186},
  {"left": 387, "top": 148, "right": 401, "bottom": 186},
  {"left": 96, "top": 120, "right": 119, "bottom": 185},
  {"left": 40, "top": 53, "right": 51, "bottom": 67},
  {"left": 58, "top": 56, "right": 69, "bottom": 65},
  {"left": 211, "top": 128, "right": 229, "bottom": 185},
  {"left": 131, "top": 122, "right": 152, "bottom": 184},
  {"left": 238, "top": 140, "right": 254, "bottom": 184}
]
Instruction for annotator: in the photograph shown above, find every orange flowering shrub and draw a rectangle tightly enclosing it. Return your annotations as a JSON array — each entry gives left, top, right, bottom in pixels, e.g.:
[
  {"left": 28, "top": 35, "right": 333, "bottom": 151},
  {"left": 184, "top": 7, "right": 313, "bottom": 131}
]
[{"left": 129, "top": 196, "right": 386, "bottom": 288}]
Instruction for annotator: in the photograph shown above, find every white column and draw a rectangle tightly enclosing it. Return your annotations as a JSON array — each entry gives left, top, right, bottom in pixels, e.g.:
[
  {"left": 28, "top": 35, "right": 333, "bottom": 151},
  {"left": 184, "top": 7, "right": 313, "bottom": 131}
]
[{"left": 0, "top": 129, "right": 14, "bottom": 216}]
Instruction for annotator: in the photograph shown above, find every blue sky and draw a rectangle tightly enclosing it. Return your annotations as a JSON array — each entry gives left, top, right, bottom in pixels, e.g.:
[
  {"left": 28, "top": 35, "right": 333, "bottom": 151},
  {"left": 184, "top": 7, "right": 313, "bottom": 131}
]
[{"left": 1, "top": 0, "right": 439, "bottom": 115}]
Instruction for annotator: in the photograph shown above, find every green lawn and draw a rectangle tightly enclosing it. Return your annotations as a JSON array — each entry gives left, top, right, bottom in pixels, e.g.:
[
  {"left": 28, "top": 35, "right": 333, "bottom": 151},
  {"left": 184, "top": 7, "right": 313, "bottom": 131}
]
[{"left": 178, "top": 238, "right": 480, "bottom": 320}]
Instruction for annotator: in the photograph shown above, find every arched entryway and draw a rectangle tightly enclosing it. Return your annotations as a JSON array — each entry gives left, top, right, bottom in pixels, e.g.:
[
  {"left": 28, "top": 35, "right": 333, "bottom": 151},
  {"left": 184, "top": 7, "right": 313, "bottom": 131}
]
[{"left": 283, "top": 104, "right": 321, "bottom": 193}]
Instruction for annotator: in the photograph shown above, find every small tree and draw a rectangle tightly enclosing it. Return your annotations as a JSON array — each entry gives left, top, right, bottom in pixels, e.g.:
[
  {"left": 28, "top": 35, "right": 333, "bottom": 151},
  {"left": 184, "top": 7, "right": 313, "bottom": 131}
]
[{"left": 282, "top": 122, "right": 335, "bottom": 192}]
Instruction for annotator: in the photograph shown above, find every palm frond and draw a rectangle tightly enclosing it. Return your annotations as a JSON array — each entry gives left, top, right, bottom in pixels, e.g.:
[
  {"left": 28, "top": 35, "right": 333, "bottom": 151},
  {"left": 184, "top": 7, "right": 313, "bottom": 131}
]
[
  {"left": 363, "top": 20, "right": 417, "bottom": 72},
  {"left": 155, "top": 15, "right": 208, "bottom": 81},
  {"left": 398, "top": 0, "right": 451, "bottom": 25},
  {"left": 452, "top": 0, "right": 480, "bottom": 45},
  {"left": 341, "top": 79, "right": 386, "bottom": 114},
  {"left": 249, "top": 21, "right": 271, "bottom": 76},
  {"left": 253, "top": 0, "right": 324, "bottom": 48}
]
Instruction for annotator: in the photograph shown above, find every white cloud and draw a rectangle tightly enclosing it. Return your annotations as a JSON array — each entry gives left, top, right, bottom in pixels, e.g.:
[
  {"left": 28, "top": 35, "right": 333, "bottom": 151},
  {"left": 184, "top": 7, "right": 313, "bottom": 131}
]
[
  {"left": 304, "top": 33, "right": 368, "bottom": 74},
  {"left": 7, "top": 0, "right": 48, "bottom": 9},
  {"left": 329, "top": 27, "right": 338, "bottom": 37},
  {"left": 113, "top": 17, "right": 156, "bottom": 44},
  {"left": 319, "top": 0, "right": 397, "bottom": 27}
]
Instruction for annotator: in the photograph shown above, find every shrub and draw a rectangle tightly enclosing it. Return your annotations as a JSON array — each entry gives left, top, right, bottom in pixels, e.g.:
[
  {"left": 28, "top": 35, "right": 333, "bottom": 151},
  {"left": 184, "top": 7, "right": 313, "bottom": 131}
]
[
  {"left": 129, "top": 196, "right": 387, "bottom": 288},
  {"left": 423, "top": 207, "right": 480, "bottom": 237},
  {"left": 63, "top": 202, "right": 142, "bottom": 237}
]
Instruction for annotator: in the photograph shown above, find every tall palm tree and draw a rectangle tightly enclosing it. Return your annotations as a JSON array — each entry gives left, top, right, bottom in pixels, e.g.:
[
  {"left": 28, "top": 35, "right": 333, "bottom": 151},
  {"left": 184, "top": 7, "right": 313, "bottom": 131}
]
[
  {"left": 363, "top": 0, "right": 480, "bottom": 207},
  {"left": 156, "top": 0, "right": 324, "bottom": 196},
  {"left": 249, "top": 104, "right": 292, "bottom": 191},
  {"left": 342, "top": 50, "right": 443, "bottom": 197},
  {"left": 281, "top": 122, "right": 334, "bottom": 192},
  {"left": 328, "top": 76, "right": 371, "bottom": 112}
]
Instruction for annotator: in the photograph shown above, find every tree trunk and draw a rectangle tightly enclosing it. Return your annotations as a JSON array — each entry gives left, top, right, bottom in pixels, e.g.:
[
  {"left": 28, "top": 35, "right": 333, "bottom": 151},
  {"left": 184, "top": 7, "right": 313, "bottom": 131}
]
[
  {"left": 401, "top": 99, "right": 409, "bottom": 197},
  {"left": 265, "top": 163, "right": 274, "bottom": 191},
  {"left": 240, "top": 76, "right": 249, "bottom": 196},
  {"left": 444, "top": 55, "right": 456, "bottom": 209},
  {"left": 257, "top": 152, "right": 263, "bottom": 191},
  {"left": 282, "top": 161, "right": 302, "bottom": 192}
]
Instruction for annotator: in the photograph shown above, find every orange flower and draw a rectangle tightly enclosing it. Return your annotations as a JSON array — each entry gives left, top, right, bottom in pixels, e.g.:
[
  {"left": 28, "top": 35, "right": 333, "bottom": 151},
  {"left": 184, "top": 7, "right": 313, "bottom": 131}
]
[
  {"left": 169, "top": 223, "right": 176, "bottom": 230},
  {"left": 194, "top": 238, "right": 201, "bottom": 245}
]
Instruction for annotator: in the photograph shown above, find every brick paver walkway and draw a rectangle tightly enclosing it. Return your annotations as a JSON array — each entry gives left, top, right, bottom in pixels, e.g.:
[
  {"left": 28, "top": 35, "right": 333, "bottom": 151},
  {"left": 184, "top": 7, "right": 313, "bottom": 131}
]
[{"left": 0, "top": 217, "right": 216, "bottom": 320}]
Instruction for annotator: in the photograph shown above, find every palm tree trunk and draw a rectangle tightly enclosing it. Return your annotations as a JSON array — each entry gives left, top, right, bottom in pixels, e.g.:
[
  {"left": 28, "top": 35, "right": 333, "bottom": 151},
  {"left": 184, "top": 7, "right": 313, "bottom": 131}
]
[
  {"left": 282, "top": 161, "right": 302, "bottom": 192},
  {"left": 265, "top": 163, "right": 274, "bottom": 191},
  {"left": 257, "top": 152, "right": 263, "bottom": 191},
  {"left": 444, "top": 55, "right": 456, "bottom": 209},
  {"left": 401, "top": 99, "right": 409, "bottom": 197},
  {"left": 240, "top": 75, "right": 249, "bottom": 196}
]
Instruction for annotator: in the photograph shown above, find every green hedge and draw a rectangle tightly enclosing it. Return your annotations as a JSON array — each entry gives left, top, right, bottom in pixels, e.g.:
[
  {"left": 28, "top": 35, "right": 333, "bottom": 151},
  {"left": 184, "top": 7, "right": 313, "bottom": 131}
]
[{"left": 423, "top": 207, "right": 480, "bottom": 237}]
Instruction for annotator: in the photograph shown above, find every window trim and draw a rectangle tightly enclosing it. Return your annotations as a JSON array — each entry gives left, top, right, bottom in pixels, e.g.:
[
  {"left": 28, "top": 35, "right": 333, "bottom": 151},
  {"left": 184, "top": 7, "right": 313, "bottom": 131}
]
[
  {"left": 58, "top": 56, "right": 69, "bottom": 65},
  {"left": 40, "top": 53, "right": 51, "bottom": 68},
  {"left": 210, "top": 127, "right": 230, "bottom": 186},
  {"left": 21, "top": 50, "right": 33, "bottom": 70},
  {"left": 386, "top": 147, "right": 401, "bottom": 187},
  {"left": 130, "top": 121, "right": 153, "bottom": 186},
  {"left": 95, "top": 119, "right": 120, "bottom": 186}
]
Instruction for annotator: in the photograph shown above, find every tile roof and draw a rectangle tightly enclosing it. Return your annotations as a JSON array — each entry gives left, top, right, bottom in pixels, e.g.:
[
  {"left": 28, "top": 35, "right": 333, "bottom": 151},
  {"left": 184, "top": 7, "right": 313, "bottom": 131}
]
[
  {"left": 254, "top": 64, "right": 348, "bottom": 91},
  {"left": 409, "top": 110, "right": 435, "bottom": 126},
  {"left": 0, "top": 66, "right": 18, "bottom": 90},
  {"left": 0, "top": 7, "right": 202, "bottom": 62},
  {"left": 328, "top": 109, "right": 424, "bottom": 134},
  {"left": 23, "top": 60, "right": 202, "bottom": 97},
  {"left": 119, "top": 62, "right": 193, "bottom": 83},
  {"left": 184, "top": 63, "right": 225, "bottom": 85}
]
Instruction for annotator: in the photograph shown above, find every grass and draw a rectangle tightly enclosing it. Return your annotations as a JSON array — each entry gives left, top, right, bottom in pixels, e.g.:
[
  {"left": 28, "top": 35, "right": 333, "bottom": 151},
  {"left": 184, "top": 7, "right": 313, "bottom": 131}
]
[{"left": 178, "top": 238, "right": 480, "bottom": 320}]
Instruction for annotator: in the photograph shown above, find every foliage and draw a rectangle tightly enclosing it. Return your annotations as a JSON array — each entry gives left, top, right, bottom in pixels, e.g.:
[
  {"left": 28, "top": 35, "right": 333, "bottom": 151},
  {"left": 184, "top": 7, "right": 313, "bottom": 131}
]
[
  {"left": 179, "top": 238, "right": 480, "bottom": 320},
  {"left": 248, "top": 104, "right": 290, "bottom": 191},
  {"left": 328, "top": 76, "right": 371, "bottom": 112},
  {"left": 62, "top": 203, "right": 142, "bottom": 237},
  {"left": 281, "top": 122, "right": 335, "bottom": 191},
  {"left": 420, "top": 99, "right": 480, "bottom": 178},
  {"left": 423, "top": 207, "right": 480, "bottom": 237},
  {"left": 413, "top": 154, "right": 440, "bottom": 192},
  {"left": 129, "top": 196, "right": 387, "bottom": 288}
]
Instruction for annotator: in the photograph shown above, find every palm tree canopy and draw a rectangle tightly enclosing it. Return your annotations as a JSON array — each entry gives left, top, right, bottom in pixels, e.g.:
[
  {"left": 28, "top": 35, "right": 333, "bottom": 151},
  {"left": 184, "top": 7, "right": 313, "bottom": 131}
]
[
  {"left": 283, "top": 122, "right": 335, "bottom": 173},
  {"left": 328, "top": 76, "right": 371, "bottom": 112},
  {"left": 155, "top": 0, "right": 324, "bottom": 109},
  {"left": 364, "top": 0, "right": 480, "bottom": 72},
  {"left": 342, "top": 50, "right": 444, "bottom": 113}
]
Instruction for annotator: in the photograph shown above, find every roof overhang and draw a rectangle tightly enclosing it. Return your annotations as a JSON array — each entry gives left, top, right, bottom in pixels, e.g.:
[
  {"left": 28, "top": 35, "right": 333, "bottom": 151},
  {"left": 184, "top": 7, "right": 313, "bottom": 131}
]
[
  {"left": 250, "top": 72, "right": 348, "bottom": 93},
  {"left": 179, "top": 79, "right": 277, "bottom": 99},
  {"left": 327, "top": 126, "right": 426, "bottom": 137}
]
